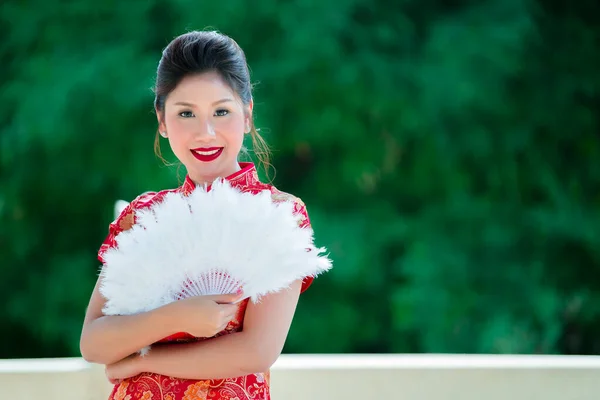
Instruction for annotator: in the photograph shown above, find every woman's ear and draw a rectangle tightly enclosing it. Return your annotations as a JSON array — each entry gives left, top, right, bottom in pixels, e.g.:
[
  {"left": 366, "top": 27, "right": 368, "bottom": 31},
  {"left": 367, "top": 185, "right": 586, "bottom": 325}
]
[
  {"left": 244, "top": 99, "right": 254, "bottom": 134},
  {"left": 156, "top": 107, "right": 166, "bottom": 133}
]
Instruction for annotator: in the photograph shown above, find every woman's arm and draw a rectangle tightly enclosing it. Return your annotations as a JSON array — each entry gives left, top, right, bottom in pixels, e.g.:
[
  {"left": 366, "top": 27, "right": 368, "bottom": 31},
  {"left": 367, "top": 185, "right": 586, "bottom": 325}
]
[
  {"left": 82, "top": 197, "right": 179, "bottom": 365},
  {"left": 79, "top": 276, "right": 181, "bottom": 365},
  {"left": 80, "top": 274, "right": 241, "bottom": 366},
  {"left": 107, "top": 279, "right": 303, "bottom": 381}
]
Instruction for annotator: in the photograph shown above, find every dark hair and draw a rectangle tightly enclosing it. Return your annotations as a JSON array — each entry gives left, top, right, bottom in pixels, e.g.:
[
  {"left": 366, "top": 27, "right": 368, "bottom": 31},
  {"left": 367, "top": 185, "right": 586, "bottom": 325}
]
[{"left": 153, "top": 30, "right": 271, "bottom": 176}]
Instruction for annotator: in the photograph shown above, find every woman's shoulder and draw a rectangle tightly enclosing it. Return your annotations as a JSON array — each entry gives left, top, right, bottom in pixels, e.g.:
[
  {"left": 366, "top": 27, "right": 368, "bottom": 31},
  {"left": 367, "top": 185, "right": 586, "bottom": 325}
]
[
  {"left": 97, "top": 188, "right": 181, "bottom": 263},
  {"left": 109, "top": 188, "right": 179, "bottom": 233},
  {"left": 267, "top": 185, "right": 310, "bottom": 229},
  {"left": 268, "top": 185, "right": 302, "bottom": 204},
  {"left": 265, "top": 185, "right": 315, "bottom": 292},
  {"left": 126, "top": 190, "right": 165, "bottom": 210}
]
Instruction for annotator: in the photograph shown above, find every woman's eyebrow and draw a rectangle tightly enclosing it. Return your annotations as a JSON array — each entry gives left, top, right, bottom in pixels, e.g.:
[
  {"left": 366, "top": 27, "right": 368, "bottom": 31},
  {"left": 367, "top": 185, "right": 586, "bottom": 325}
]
[{"left": 173, "top": 98, "right": 234, "bottom": 107}]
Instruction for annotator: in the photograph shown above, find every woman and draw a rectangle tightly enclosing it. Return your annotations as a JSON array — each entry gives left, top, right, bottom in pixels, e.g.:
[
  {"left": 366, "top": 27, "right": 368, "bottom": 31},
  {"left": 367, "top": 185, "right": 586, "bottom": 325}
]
[{"left": 80, "top": 30, "right": 317, "bottom": 400}]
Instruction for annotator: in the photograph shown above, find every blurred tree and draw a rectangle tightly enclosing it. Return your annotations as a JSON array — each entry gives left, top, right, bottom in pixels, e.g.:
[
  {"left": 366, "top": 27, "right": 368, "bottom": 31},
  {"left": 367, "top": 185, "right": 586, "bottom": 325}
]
[{"left": 0, "top": 0, "right": 599, "bottom": 358}]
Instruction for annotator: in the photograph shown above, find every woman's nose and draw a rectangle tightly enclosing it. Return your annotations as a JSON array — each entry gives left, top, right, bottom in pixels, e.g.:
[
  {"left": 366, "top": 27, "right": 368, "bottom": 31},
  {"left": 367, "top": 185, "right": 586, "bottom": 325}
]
[{"left": 193, "top": 120, "right": 216, "bottom": 140}]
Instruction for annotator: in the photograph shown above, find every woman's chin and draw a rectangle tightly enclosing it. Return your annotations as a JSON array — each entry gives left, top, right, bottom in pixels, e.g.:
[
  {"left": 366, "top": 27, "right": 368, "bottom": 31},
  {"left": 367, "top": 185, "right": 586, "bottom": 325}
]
[{"left": 186, "top": 160, "right": 240, "bottom": 183}]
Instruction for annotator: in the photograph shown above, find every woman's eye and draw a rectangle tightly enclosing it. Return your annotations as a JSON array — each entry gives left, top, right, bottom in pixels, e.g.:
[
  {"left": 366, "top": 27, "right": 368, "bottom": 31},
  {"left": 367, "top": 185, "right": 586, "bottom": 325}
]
[
  {"left": 179, "top": 111, "right": 194, "bottom": 118},
  {"left": 215, "top": 109, "right": 229, "bottom": 117}
]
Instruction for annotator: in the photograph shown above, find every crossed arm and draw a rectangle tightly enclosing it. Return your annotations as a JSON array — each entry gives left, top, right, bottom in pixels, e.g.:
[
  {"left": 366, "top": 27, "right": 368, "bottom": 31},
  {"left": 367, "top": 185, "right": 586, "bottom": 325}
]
[{"left": 80, "top": 278, "right": 302, "bottom": 381}]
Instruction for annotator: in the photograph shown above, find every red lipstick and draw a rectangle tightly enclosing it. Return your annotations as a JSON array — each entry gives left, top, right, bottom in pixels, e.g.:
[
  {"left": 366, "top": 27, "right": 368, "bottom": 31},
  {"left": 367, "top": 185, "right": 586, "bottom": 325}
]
[{"left": 190, "top": 147, "right": 223, "bottom": 162}]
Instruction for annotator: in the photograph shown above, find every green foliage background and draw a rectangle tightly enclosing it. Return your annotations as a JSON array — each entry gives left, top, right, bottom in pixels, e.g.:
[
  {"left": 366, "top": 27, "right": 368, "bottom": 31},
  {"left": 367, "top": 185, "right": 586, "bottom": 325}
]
[{"left": 1, "top": 0, "right": 599, "bottom": 358}]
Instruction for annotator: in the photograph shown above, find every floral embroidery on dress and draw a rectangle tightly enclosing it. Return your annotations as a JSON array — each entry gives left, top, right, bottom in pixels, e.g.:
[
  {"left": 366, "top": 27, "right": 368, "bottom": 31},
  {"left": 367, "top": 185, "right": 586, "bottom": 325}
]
[
  {"left": 113, "top": 381, "right": 132, "bottom": 400},
  {"left": 183, "top": 380, "right": 210, "bottom": 400},
  {"left": 140, "top": 391, "right": 154, "bottom": 400}
]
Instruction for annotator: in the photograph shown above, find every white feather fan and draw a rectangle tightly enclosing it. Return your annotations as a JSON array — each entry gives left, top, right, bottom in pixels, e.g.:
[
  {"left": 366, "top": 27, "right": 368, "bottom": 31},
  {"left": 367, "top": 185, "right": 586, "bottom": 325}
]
[{"left": 100, "top": 178, "right": 331, "bottom": 322}]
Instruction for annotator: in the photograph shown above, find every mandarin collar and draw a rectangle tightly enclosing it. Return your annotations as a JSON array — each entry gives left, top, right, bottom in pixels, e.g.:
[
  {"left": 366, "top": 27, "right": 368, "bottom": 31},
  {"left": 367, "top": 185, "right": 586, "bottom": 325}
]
[{"left": 180, "top": 162, "right": 258, "bottom": 195}]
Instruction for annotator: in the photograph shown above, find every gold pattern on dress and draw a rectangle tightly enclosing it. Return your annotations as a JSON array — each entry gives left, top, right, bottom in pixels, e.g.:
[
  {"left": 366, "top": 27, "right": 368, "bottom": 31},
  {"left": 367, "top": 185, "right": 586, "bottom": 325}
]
[
  {"left": 126, "top": 373, "right": 182, "bottom": 400},
  {"left": 210, "top": 379, "right": 256, "bottom": 400},
  {"left": 269, "top": 189, "right": 310, "bottom": 228},
  {"left": 269, "top": 190, "right": 297, "bottom": 204},
  {"left": 140, "top": 391, "right": 154, "bottom": 400},
  {"left": 182, "top": 380, "right": 210, "bottom": 400},
  {"left": 113, "top": 381, "right": 132, "bottom": 400}
]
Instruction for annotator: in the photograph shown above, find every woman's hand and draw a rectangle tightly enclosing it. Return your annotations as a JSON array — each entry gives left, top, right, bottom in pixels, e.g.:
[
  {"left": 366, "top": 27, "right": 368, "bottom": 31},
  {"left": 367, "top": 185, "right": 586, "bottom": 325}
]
[
  {"left": 105, "top": 353, "right": 142, "bottom": 385},
  {"left": 171, "top": 292, "right": 245, "bottom": 338},
  {"left": 104, "top": 292, "right": 245, "bottom": 385}
]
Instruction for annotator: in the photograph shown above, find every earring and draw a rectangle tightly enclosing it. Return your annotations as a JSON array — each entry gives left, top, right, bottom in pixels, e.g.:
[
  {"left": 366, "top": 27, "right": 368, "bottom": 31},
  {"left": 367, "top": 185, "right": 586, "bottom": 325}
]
[{"left": 160, "top": 131, "right": 167, "bottom": 138}]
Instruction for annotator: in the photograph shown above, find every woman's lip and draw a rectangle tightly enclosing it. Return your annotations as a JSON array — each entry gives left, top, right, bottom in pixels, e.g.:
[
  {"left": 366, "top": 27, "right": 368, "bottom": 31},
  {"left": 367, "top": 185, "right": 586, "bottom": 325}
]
[{"left": 190, "top": 147, "right": 224, "bottom": 162}]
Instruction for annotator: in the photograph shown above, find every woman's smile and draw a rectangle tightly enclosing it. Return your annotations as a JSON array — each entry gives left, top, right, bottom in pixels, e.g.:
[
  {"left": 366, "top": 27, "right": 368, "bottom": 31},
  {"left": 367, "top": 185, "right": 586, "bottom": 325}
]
[{"left": 190, "top": 147, "right": 224, "bottom": 162}]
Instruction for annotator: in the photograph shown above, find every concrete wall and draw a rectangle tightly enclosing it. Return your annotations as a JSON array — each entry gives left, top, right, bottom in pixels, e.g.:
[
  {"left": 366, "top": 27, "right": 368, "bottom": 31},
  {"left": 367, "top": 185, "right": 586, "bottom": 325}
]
[{"left": 1, "top": 354, "right": 599, "bottom": 399}]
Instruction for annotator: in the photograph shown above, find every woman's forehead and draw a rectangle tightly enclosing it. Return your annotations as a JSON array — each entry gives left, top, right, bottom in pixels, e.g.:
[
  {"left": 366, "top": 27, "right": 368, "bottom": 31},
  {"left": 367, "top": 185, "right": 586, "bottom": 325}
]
[{"left": 168, "top": 72, "right": 236, "bottom": 102}]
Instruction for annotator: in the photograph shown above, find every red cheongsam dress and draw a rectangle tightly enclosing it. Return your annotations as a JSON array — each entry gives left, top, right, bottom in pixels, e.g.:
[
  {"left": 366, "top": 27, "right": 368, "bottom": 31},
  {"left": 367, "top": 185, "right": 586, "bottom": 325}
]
[{"left": 97, "top": 163, "right": 314, "bottom": 400}]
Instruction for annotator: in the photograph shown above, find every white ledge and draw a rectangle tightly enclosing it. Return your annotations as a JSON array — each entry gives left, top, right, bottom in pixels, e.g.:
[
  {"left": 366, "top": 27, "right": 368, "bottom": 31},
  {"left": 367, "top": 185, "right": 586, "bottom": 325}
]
[
  {"left": 0, "top": 357, "right": 90, "bottom": 373},
  {"left": 1, "top": 354, "right": 600, "bottom": 400},
  {"left": 272, "top": 353, "right": 600, "bottom": 369},
  {"left": 3, "top": 354, "right": 600, "bottom": 373}
]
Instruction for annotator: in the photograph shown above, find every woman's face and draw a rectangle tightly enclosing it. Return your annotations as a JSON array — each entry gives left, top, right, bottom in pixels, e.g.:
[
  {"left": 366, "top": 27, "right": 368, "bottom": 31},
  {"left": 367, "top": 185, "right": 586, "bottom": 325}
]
[{"left": 157, "top": 71, "right": 252, "bottom": 185}]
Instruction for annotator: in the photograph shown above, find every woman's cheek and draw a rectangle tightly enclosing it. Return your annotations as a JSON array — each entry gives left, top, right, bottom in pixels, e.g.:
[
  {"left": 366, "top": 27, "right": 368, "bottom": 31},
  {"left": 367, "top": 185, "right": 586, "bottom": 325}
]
[
  {"left": 169, "top": 117, "right": 188, "bottom": 131},
  {"left": 219, "top": 117, "right": 244, "bottom": 134}
]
